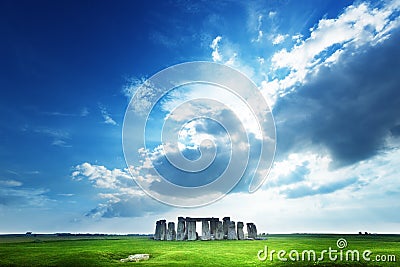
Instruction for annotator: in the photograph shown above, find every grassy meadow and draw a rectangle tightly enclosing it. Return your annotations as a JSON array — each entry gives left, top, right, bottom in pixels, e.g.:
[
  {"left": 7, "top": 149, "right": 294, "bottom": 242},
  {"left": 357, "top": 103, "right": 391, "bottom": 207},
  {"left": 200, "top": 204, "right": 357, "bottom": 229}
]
[{"left": 0, "top": 234, "right": 398, "bottom": 266}]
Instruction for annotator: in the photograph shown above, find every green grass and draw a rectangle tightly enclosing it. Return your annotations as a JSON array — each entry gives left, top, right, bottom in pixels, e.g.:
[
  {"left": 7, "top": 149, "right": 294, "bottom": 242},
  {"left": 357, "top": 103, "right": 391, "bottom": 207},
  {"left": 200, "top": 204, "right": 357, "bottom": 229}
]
[{"left": 0, "top": 234, "right": 398, "bottom": 266}]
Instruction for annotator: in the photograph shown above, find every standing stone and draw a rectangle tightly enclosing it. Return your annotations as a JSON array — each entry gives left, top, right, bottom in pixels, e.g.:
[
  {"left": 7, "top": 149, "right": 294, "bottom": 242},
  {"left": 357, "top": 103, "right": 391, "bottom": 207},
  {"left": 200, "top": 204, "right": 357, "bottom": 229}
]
[
  {"left": 167, "top": 222, "right": 176, "bottom": 241},
  {"left": 159, "top": 220, "right": 167, "bottom": 241},
  {"left": 252, "top": 223, "right": 258, "bottom": 239},
  {"left": 247, "top": 223, "right": 253, "bottom": 239},
  {"left": 227, "top": 221, "right": 238, "bottom": 240},
  {"left": 201, "top": 220, "right": 211, "bottom": 240},
  {"left": 154, "top": 220, "right": 161, "bottom": 240},
  {"left": 215, "top": 221, "right": 224, "bottom": 240},
  {"left": 209, "top": 219, "right": 217, "bottom": 236},
  {"left": 176, "top": 217, "right": 186, "bottom": 241},
  {"left": 186, "top": 220, "right": 197, "bottom": 241},
  {"left": 237, "top": 222, "right": 244, "bottom": 240},
  {"left": 247, "top": 223, "right": 258, "bottom": 239},
  {"left": 222, "top": 217, "right": 230, "bottom": 239}
]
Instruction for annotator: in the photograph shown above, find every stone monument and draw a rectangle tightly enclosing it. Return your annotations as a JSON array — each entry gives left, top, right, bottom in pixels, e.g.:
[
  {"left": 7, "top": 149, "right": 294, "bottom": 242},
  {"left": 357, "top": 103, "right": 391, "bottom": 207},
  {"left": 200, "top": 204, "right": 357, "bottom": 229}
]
[
  {"left": 227, "top": 221, "right": 238, "bottom": 240},
  {"left": 247, "top": 222, "right": 257, "bottom": 239},
  {"left": 167, "top": 222, "right": 176, "bottom": 241},
  {"left": 176, "top": 217, "right": 186, "bottom": 241},
  {"left": 237, "top": 221, "right": 244, "bottom": 240},
  {"left": 201, "top": 220, "right": 211, "bottom": 240},
  {"left": 154, "top": 216, "right": 258, "bottom": 241}
]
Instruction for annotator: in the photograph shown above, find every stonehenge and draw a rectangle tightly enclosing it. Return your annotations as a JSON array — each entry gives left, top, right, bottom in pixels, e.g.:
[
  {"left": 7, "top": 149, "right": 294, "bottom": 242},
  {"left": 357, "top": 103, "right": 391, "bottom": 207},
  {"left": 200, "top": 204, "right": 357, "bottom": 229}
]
[
  {"left": 237, "top": 222, "right": 244, "bottom": 240},
  {"left": 154, "top": 217, "right": 258, "bottom": 241},
  {"left": 247, "top": 223, "right": 258, "bottom": 239},
  {"left": 186, "top": 220, "right": 197, "bottom": 241},
  {"left": 167, "top": 222, "right": 176, "bottom": 241},
  {"left": 154, "top": 220, "right": 167, "bottom": 240},
  {"left": 201, "top": 220, "right": 211, "bottom": 240},
  {"left": 222, "top": 217, "right": 230, "bottom": 238},
  {"left": 227, "top": 221, "right": 237, "bottom": 240},
  {"left": 176, "top": 217, "right": 186, "bottom": 241},
  {"left": 215, "top": 221, "right": 224, "bottom": 240}
]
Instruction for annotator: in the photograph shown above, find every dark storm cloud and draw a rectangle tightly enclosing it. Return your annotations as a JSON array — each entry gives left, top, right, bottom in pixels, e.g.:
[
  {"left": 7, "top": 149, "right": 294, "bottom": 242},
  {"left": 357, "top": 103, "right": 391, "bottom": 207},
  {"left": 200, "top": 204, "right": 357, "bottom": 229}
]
[{"left": 274, "top": 30, "right": 400, "bottom": 167}]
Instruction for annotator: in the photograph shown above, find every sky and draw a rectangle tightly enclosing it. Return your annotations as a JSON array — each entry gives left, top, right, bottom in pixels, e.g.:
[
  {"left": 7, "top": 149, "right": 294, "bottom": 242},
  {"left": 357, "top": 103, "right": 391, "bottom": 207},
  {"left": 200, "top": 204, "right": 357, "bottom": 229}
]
[{"left": 0, "top": 0, "right": 400, "bottom": 234}]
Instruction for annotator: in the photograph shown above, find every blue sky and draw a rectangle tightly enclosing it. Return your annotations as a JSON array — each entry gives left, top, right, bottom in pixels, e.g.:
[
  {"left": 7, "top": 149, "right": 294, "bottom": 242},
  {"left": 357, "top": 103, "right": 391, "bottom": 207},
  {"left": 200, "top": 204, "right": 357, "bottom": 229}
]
[{"left": 1, "top": 0, "right": 400, "bottom": 234}]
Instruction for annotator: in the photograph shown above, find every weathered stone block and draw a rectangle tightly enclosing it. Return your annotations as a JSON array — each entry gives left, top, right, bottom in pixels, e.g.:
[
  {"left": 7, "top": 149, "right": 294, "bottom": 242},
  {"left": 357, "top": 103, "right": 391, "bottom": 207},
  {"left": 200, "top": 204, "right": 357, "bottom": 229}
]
[
  {"left": 186, "top": 220, "right": 197, "bottom": 241},
  {"left": 215, "top": 221, "right": 224, "bottom": 240},
  {"left": 167, "top": 222, "right": 176, "bottom": 241},
  {"left": 247, "top": 223, "right": 257, "bottom": 239},
  {"left": 227, "top": 221, "right": 237, "bottom": 240},
  {"left": 237, "top": 221, "right": 244, "bottom": 240},
  {"left": 222, "top": 217, "right": 230, "bottom": 239},
  {"left": 201, "top": 220, "right": 211, "bottom": 240},
  {"left": 176, "top": 217, "right": 186, "bottom": 241}
]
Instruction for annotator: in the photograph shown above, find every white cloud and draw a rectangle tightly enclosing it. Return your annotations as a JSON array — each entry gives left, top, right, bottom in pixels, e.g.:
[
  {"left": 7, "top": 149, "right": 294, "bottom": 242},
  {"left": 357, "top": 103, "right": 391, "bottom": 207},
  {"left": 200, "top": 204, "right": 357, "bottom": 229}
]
[
  {"left": 98, "top": 104, "right": 117, "bottom": 126},
  {"left": 72, "top": 162, "right": 166, "bottom": 218},
  {"left": 263, "top": 143, "right": 400, "bottom": 202},
  {"left": 262, "top": 1, "right": 400, "bottom": 107},
  {"left": 268, "top": 11, "right": 277, "bottom": 18},
  {"left": 209, "top": 35, "right": 258, "bottom": 80},
  {"left": 51, "top": 139, "right": 71, "bottom": 148},
  {"left": 159, "top": 83, "right": 263, "bottom": 139},
  {"left": 34, "top": 128, "right": 71, "bottom": 147},
  {"left": 210, "top": 36, "right": 222, "bottom": 62},
  {"left": 122, "top": 77, "right": 147, "bottom": 100},
  {"left": 0, "top": 186, "right": 51, "bottom": 207},
  {"left": 153, "top": 147, "right": 400, "bottom": 234},
  {"left": 41, "top": 108, "right": 89, "bottom": 117},
  {"left": 126, "top": 79, "right": 161, "bottom": 116},
  {"left": 72, "top": 162, "right": 132, "bottom": 189},
  {"left": 0, "top": 179, "right": 22, "bottom": 187},
  {"left": 272, "top": 33, "right": 288, "bottom": 45},
  {"left": 257, "top": 57, "right": 265, "bottom": 65},
  {"left": 292, "top": 33, "right": 303, "bottom": 43},
  {"left": 251, "top": 15, "right": 264, "bottom": 43}
]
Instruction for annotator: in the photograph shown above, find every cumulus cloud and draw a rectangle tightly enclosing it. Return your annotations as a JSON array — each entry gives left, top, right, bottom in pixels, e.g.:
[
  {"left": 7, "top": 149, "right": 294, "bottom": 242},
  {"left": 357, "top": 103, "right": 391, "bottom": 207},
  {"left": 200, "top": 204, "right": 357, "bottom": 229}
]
[
  {"left": 133, "top": 119, "right": 232, "bottom": 188},
  {"left": 274, "top": 28, "right": 400, "bottom": 167},
  {"left": 272, "top": 33, "right": 287, "bottom": 45},
  {"left": 72, "top": 162, "right": 166, "bottom": 218},
  {"left": 72, "top": 162, "right": 131, "bottom": 189},
  {"left": 262, "top": 1, "right": 400, "bottom": 106},
  {"left": 262, "top": 147, "right": 399, "bottom": 200},
  {"left": 202, "top": 34, "right": 258, "bottom": 80}
]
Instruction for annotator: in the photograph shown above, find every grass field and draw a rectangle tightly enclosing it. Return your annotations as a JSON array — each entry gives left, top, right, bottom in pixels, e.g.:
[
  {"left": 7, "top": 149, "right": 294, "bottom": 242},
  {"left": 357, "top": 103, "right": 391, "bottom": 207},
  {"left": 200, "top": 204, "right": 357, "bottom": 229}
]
[{"left": 0, "top": 234, "right": 398, "bottom": 266}]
